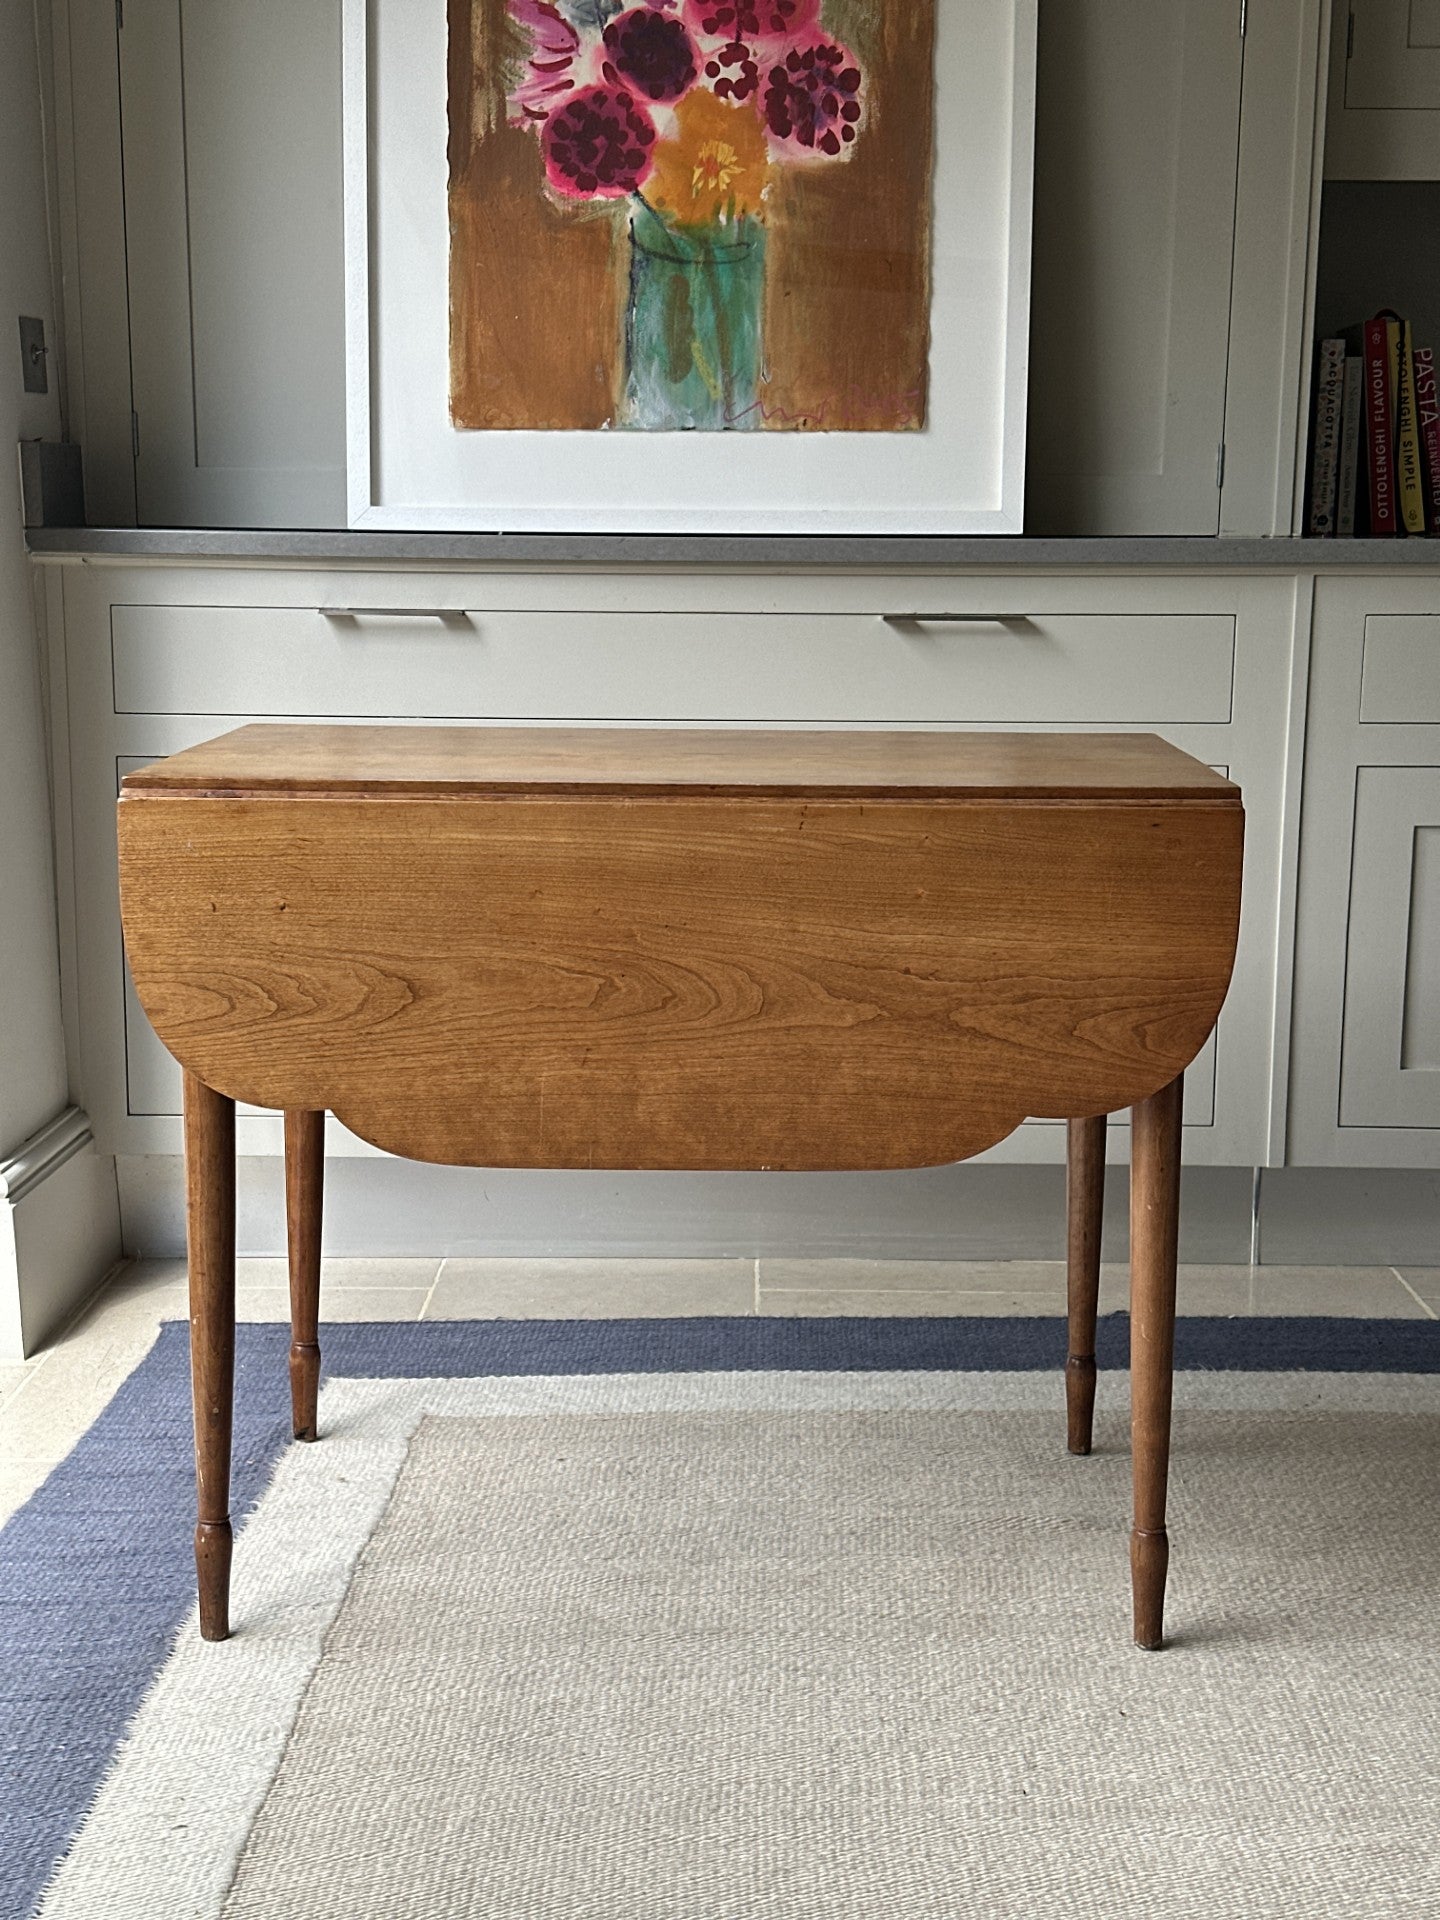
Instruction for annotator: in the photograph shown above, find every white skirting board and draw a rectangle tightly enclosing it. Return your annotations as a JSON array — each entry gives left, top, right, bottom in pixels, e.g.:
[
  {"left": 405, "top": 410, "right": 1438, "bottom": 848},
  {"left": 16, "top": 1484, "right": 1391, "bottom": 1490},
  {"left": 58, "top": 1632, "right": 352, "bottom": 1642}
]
[
  {"left": 1254, "top": 1167, "right": 1440, "bottom": 1267},
  {"left": 113, "top": 1158, "right": 1440, "bottom": 1268},
  {"left": 116, "top": 1158, "right": 1270, "bottom": 1266},
  {"left": 0, "top": 1108, "right": 123, "bottom": 1359}
]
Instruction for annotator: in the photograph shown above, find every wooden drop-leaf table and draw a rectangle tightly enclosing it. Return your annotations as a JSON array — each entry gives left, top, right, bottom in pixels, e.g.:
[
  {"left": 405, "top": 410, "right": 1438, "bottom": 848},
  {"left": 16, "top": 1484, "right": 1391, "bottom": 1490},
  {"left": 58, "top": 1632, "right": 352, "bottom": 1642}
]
[{"left": 117, "top": 725, "right": 1244, "bottom": 1649}]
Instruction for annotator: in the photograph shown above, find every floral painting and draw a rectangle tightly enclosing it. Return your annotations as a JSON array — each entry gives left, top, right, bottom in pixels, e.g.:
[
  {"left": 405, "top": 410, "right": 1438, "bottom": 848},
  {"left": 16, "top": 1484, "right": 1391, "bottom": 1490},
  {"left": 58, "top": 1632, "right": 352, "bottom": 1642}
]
[{"left": 447, "top": 0, "right": 935, "bottom": 431}]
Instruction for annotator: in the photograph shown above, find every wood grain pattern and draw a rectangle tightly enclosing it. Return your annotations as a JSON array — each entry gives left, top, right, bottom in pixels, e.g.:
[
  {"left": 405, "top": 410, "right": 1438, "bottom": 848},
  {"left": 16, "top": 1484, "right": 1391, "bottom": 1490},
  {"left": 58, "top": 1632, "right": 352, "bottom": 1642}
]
[
  {"left": 1130, "top": 1072, "right": 1184, "bottom": 1651},
  {"left": 120, "top": 724, "right": 1240, "bottom": 801},
  {"left": 119, "top": 786, "right": 1242, "bottom": 1172},
  {"left": 1065, "top": 1113, "right": 1106, "bottom": 1456},
  {"left": 184, "top": 1071, "right": 235, "bottom": 1642}
]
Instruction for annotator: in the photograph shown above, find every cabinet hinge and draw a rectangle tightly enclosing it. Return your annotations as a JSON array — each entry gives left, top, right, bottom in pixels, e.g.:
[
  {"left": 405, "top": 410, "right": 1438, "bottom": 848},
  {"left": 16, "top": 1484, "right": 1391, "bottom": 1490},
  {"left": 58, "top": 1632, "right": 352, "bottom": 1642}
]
[
  {"left": 1216, "top": 441, "right": 1227, "bottom": 491},
  {"left": 115, "top": 0, "right": 123, "bottom": 28},
  {"left": 1239, "top": 0, "right": 1247, "bottom": 37},
  {"left": 130, "top": 410, "right": 140, "bottom": 460}
]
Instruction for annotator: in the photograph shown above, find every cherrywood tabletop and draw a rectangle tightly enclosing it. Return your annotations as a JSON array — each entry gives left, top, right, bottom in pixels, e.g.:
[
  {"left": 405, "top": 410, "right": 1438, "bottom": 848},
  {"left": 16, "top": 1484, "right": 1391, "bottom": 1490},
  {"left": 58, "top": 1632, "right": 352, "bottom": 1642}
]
[
  {"left": 119, "top": 725, "right": 1244, "bottom": 1173},
  {"left": 120, "top": 724, "right": 1240, "bottom": 803}
]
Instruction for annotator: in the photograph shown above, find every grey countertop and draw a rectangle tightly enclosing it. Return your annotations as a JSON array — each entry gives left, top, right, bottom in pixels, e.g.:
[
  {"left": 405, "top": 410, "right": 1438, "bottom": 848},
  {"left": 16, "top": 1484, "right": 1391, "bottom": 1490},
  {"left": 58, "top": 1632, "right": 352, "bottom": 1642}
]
[{"left": 24, "top": 528, "right": 1440, "bottom": 569}]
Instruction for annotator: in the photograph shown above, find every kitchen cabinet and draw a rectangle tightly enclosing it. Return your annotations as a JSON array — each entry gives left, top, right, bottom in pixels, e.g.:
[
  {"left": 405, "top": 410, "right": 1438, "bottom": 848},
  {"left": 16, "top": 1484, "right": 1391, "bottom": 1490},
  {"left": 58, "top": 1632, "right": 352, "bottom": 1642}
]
[
  {"left": 1326, "top": 0, "right": 1440, "bottom": 179},
  {"left": 1290, "top": 576, "right": 1440, "bottom": 1163}
]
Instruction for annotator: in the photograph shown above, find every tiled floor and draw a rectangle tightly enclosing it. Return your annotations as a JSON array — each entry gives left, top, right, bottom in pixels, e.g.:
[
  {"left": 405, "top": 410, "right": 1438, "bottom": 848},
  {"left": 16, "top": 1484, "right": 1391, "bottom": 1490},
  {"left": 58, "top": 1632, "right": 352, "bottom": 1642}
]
[{"left": 0, "top": 1256, "right": 1434, "bottom": 1528}]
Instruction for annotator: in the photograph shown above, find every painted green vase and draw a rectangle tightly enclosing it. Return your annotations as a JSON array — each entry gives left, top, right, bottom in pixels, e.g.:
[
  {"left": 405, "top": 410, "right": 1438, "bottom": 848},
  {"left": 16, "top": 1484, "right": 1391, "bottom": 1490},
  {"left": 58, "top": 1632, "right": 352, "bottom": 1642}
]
[{"left": 623, "top": 199, "right": 765, "bottom": 431}]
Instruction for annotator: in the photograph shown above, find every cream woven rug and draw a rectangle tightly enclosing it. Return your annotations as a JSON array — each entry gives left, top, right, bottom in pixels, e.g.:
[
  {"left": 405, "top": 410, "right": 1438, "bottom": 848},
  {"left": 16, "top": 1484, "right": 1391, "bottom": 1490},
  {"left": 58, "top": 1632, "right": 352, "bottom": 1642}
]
[{"left": 37, "top": 1376, "right": 1440, "bottom": 1918}]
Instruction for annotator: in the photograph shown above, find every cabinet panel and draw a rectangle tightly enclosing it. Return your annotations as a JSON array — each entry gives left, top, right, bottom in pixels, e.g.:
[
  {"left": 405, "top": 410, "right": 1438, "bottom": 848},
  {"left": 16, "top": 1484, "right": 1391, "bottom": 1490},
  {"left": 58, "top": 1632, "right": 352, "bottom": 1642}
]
[
  {"left": 1288, "top": 574, "right": 1440, "bottom": 1165},
  {"left": 1340, "top": 765, "right": 1440, "bottom": 1125},
  {"left": 117, "top": 0, "right": 346, "bottom": 525},
  {"left": 111, "top": 604, "right": 1237, "bottom": 726},
  {"left": 1346, "top": 0, "right": 1440, "bottom": 110},
  {"left": 1326, "top": 0, "right": 1440, "bottom": 178},
  {"left": 1026, "top": 0, "right": 1242, "bottom": 533},
  {"left": 1360, "top": 616, "right": 1440, "bottom": 721}
]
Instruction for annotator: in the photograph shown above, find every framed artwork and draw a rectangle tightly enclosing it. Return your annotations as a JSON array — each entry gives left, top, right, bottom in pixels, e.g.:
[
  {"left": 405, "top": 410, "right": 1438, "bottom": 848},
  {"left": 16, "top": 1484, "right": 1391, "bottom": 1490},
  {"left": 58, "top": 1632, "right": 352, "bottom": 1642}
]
[{"left": 344, "top": 0, "right": 1036, "bottom": 531}]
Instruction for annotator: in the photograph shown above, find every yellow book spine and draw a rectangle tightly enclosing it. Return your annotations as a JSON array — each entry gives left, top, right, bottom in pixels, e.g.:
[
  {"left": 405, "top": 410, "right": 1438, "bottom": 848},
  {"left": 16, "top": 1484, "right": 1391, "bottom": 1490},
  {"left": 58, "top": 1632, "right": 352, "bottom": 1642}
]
[{"left": 1397, "top": 321, "right": 1426, "bottom": 535}]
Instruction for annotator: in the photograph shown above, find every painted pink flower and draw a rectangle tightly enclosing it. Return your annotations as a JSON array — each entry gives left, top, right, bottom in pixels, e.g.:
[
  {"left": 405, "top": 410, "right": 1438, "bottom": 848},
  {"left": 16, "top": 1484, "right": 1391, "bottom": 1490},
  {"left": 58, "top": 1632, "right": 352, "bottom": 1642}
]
[
  {"left": 601, "top": 6, "right": 698, "bottom": 102},
  {"left": 541, "top": 84, "right": 657, "bottom": 198},
  {"left": 681, "top": 0, "right": 818, "bottom": 42},
  {"left": 699, "top": 38, "right": 763, "bottom": 103},
  {"left": 508, "top": 0, "right": 591, "bottom": 124},
  {"left": 680, "top": 0, "right": 823, "bottom": 111},
  {"left": 761, "top": 35, "right": 863, "bottom": 158}
]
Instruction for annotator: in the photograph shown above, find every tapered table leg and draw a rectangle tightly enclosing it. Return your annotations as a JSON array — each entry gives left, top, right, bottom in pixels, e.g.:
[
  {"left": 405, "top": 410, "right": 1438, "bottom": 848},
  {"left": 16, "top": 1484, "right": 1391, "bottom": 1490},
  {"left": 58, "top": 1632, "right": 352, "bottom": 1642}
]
[
  {"left": 1129, "top": 1072, "right": 1183, "bottom": 1651},
  {"left": 1065, "top": 1114, "right": 1106, "bottom": 1456},
  {"left": 184, "top": 1071, "right": 236, "bottom": 1642},
  {"left": 285, "top": 1109, "right": 325, "bottom": 1442}
]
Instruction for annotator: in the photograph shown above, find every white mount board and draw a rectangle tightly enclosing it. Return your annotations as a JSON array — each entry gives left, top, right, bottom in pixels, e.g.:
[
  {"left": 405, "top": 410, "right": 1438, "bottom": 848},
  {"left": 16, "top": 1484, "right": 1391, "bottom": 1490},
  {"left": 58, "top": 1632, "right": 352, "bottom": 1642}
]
[{"left": 344, "top": 0, "right": 1036, "bottom": 533}]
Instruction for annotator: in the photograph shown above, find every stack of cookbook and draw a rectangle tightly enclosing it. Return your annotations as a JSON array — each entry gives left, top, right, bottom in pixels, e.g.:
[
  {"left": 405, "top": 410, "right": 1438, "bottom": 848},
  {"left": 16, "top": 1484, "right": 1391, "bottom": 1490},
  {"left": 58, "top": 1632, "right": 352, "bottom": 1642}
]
[{"left": 1308, "top": 312, "right": 1440, "bottom": 537}]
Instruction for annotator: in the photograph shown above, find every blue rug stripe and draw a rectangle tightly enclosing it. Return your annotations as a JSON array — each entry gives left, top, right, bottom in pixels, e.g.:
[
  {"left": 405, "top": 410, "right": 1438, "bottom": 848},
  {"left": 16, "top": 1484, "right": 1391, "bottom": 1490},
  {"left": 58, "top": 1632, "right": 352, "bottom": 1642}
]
[
  {"left": 1, "top": 1326, "right": 292, "bottom": 1920},
  {"left": 319, "top": 1312, "right": 1440, "bottom": 1377},
  {"left": 5, "top": 1311, "right": 1440, "bottom": 1920}
]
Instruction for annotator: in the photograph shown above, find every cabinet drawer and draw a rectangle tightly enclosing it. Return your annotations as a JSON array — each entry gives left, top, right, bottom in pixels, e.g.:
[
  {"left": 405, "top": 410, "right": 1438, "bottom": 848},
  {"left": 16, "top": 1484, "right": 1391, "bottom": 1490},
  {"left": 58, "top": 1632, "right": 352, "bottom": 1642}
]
[
  {"left": 110, "top": 603, "right": 1236, "bottom": 725},
  {"left": 1360, "top": 617, "right": 1440, "bottom": 723}
]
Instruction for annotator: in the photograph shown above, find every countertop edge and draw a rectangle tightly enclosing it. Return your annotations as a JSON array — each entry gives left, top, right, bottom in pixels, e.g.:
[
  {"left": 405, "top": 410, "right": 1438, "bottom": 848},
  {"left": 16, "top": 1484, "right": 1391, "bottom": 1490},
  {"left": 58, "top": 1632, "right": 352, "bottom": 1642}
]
[{"left": 25, "top": 529, "right": 1440, "bottom": 570}]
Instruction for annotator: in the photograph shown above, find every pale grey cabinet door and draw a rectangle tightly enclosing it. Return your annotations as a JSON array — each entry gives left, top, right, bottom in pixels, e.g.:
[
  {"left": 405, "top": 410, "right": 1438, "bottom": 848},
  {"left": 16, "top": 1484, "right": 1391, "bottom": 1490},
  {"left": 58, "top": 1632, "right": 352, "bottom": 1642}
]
[
  {"left": 118, "top": 0, "right": 346, "bottom": 526},
  {"left": 1326, "top": 0, "right": 1440, "bottom": 177},
  {"left": 1025, "top": 0, "right": 1243, "bottom": 534},
  {"left": 1340, "top": 765, "right": 1440, "bottom": 1128},
  {"left": 1345, "top": 0, "right": 1440, "bottom": 110}
]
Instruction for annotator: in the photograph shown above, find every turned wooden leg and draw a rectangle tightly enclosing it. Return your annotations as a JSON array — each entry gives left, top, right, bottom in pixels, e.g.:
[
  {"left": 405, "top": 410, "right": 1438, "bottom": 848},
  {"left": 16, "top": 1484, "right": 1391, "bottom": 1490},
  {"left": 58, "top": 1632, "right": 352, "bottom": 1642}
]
[
  {"left": 1065, "top": 1114, "right": 1107, "bottom": 1455},
  {"left": 1129, "top": 1072, "right": 1183, "bottom": 1651},
  {"left": 184, "top": 1071, "right": 236, "bottom": 1642},
  {"left": 285, "top": 1109, "right": 325, "bottom": 1442}
]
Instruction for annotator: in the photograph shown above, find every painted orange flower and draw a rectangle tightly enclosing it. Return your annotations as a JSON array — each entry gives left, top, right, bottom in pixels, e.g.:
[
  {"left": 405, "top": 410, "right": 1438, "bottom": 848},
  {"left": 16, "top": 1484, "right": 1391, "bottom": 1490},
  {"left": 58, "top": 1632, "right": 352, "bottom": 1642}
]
[{"left": 648, "top": 89, "right": 770, "bottom": 227}]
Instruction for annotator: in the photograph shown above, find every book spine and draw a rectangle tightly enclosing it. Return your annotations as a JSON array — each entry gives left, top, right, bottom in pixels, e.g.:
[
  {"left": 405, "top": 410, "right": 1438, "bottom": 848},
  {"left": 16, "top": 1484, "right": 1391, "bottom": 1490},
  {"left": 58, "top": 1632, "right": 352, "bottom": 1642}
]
[
  {"left": 1307, "top": 339, "right": 1347, "bottom": 536},
  {"left": 1397, "top": 320, "right": 1426, "bottom": 535},
  {"left": 1337, "top": 356, "right": 1364, "bottom": 538},
  {"left": 1365, "top": 316, "right": 1398, "bottom": 536},
  {"left": 1414, "top": 345, "right": 1440, "bottom": 536}
]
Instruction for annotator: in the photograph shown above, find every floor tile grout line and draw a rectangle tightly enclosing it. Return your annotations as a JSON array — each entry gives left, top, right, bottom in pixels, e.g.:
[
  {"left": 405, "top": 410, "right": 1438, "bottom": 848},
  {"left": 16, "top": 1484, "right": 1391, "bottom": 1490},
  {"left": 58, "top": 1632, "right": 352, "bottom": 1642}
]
[
  {"left": 244, "top": 1282, "right": 438, "bottom": 1294},
  {"left": 760, "top": 1287, "right": 1073, "bottom": 1299},
  {"left": 418, "top": 1261, "right": 446, "bottom": 1323},
  {"left": 0, "top": 1346, "right": 56, "bottom": 1416},
  {"left": 1391, "top": 1268, "right": 1439, "bottom": 1321},
  {"left": 0, "top": 1253, "right": 140, "bottom": 1413}
]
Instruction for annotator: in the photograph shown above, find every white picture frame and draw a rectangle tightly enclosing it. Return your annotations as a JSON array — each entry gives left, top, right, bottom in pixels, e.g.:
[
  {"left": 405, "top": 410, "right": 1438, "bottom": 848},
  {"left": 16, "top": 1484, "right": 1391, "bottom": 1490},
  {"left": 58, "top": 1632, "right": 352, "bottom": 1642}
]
[{"left": 344, "top": 0, "right": 1036, "bottom": 533}]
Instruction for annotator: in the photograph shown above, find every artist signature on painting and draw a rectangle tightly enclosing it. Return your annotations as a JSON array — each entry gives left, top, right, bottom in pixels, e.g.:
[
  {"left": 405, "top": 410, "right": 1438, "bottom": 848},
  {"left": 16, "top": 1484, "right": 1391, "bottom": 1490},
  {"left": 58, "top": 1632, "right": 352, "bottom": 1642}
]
[{"left": 727, "top": 385, "right": 925, "bottom": 430}]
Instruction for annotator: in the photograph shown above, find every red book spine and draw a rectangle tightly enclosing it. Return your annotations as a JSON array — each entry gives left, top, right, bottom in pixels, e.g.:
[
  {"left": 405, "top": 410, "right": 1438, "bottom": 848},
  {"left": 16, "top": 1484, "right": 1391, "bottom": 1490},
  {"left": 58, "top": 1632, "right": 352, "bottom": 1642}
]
[
  {"left": 1415, "top": 346, "right": 1440, "bottom": 536},
  {"left": 1365, "top": 317, "right": 1397, "bottom": 536}
]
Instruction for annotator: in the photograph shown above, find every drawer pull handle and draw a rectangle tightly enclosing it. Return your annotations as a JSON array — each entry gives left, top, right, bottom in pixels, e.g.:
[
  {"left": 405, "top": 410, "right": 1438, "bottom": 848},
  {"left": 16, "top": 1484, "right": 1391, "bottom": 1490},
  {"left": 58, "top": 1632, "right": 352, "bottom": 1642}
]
[
  {"left": 881, "top": 613, "right": 1031, "bottom": 627},
  {"left": 319, "top": 606, "right": 471, "bottom": 623}
]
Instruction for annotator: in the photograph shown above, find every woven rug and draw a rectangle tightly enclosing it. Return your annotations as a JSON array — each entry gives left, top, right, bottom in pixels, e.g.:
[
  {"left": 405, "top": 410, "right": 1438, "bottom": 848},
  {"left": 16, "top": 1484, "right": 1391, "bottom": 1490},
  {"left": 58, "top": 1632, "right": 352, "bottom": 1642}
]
[{"left": 5, "top": 1316, "right": 1440, "bottom": 1919}]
